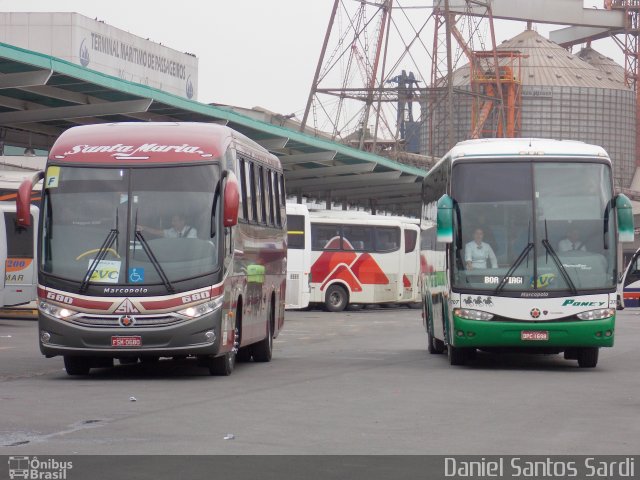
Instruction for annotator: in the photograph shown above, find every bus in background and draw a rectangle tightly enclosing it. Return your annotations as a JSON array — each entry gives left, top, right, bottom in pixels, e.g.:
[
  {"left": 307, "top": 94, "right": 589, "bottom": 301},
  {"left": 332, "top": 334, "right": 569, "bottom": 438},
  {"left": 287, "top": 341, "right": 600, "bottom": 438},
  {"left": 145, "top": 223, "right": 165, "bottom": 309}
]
[
  {"left": 0, "top": 172, "right": 41, "bottom": 309},
  {"left": 292, "top": 207, "right": 420, "bottom": 312},
  {"left": 421, "top": 138, "right": 634, "bottom": 368},
  {"left": 16, "top": 122, "right": 287, "bottom": 376},
  {"left": 618, "top": 247, "right": 640, "bottom": 308},
  {"left": 0, "top": 202, "right": 38, "bottom": 308},
  {"left": 285, "top": 203, "right": 311, "bottom": 309}
]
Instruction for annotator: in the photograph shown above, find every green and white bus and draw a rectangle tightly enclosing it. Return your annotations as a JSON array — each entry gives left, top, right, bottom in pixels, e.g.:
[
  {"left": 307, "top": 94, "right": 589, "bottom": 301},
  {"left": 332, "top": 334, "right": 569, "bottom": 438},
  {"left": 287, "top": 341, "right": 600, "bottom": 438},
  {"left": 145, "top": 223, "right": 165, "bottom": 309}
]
[{"left": 420, "top": 138, "right": 634, "bottom": 368}]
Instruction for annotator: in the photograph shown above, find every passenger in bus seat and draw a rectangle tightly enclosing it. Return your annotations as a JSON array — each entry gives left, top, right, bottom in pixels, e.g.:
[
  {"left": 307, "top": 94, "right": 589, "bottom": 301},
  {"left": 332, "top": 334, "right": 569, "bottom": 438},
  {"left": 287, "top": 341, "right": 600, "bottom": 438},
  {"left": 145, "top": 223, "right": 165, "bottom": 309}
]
[
  {"left": 139, "top": 214, "right": 198, "bottom": 239},
  {"left": 465, "top": 228, "right": 498, "bottom": 270}
]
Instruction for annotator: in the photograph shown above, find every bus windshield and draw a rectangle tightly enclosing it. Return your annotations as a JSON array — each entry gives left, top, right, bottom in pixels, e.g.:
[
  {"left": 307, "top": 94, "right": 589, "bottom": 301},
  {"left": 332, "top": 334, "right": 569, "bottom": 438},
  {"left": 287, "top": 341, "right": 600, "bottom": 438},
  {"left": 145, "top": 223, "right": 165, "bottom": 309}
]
[
  {"left": 451, "top": 161, "right": 616, "bottom": 293},
  {"left": 41, "top": 164, "right": 220, "bottom": 286}
]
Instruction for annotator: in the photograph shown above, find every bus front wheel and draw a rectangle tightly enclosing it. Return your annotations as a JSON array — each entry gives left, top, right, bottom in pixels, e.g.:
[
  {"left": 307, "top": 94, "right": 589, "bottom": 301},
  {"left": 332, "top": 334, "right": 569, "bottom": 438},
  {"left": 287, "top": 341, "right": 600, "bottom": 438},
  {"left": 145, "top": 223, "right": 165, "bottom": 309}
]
[
  {"left": 577, "top": 347, "right": 599, "bottom": 368},
  {"left": 447, "top": 344, "right": 467, "bottom": 366},
  {"left": 325, "top": 285, "right": 348, "bottom": 312},
  {"left": 208, "top": 328, "right": 238, "bottom": 376},
  {"left": 63, "top": 356, "right": 91, "bottom": 376}
]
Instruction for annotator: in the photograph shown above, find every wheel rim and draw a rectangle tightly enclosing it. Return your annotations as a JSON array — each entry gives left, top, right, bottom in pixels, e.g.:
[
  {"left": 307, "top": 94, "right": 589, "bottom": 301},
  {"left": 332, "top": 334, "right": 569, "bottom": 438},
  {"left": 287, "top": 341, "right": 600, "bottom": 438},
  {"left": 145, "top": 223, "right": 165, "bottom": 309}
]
[{"left": 329, "top": 291, "right": 343, "bottom": 307}]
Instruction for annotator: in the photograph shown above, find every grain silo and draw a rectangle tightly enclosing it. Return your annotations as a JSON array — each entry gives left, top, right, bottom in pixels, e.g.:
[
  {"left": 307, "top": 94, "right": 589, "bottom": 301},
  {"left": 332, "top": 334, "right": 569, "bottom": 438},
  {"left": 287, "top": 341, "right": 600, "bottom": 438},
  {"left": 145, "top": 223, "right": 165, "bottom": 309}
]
[{"left": 425, "top": 28, "right": 636, "bottom": 189}]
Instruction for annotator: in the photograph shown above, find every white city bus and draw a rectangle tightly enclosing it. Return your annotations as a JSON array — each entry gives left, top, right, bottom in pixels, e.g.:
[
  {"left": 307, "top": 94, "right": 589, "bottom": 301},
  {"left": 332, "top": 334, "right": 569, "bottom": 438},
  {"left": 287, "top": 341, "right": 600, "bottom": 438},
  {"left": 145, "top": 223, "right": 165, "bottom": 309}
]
[
  {"left": 286, "top": 204, "right": 420, "bottom": 311},
  {"left": 285, "top": 203, "right": 311, "bottom": 309},
  {"left": 421, "top": 138, "right": 634, "bottom": 368}
]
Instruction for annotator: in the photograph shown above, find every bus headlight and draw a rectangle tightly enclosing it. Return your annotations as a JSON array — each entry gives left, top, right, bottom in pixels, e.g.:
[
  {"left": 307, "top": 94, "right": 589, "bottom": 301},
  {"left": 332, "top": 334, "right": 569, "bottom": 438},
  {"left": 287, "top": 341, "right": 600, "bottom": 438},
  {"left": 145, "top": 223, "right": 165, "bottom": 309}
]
[
  {"left": 577, "top": 308, "right": 615, "bottom": 320},
  {"left": 39, "top": 301, "right": 77, "bottom": 320},
  {"left": 453, "top": 308, "right": 494, "bottom": 321},
  {"left": 177, "top": 296, "right": 224, "bottom": 319}
]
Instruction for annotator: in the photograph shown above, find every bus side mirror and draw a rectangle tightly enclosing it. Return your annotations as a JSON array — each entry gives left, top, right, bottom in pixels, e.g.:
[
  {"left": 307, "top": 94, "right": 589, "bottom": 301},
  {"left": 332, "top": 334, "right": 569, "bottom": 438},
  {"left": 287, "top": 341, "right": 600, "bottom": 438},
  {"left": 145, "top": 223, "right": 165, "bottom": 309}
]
[
  {"left": 16, "top": 179, "right": 34, "bottom": 228},
  {"left": 223, "top": 171, "right": 240, "bottom": 228},
  {"left": 616, "top": 193, "right": 634, "bottom": 243},
  {"left": 436, "top": 194, "right": 453, "bottom": 244}
]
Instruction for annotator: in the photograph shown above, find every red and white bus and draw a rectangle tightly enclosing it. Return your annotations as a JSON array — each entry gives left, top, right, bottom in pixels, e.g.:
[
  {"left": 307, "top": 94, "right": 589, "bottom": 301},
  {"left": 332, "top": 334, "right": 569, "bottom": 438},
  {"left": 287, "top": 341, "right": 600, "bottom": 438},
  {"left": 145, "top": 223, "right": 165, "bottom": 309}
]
[
  {"left": 285, "top": 204, "right": 421, "bottom": 311},
  {"left": 16, "top": 122, "right": 287, "bottom": 376}
]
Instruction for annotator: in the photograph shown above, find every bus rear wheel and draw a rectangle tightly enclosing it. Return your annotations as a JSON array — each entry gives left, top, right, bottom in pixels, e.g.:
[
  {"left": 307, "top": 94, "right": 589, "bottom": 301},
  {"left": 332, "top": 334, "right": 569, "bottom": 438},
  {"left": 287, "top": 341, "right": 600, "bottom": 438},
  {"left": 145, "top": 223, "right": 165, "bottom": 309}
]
[
  {"left": 325, "top": 285, "right": 348, "bottom": 312},
  {"left": 577, "top": 347, "right": 599, "bottom": 368},
  {"left": 252, "top": 303, "right": 274, "bottom": 363},
  {"left": 63, "top": 356, "right": 91, "bottom": 376}
]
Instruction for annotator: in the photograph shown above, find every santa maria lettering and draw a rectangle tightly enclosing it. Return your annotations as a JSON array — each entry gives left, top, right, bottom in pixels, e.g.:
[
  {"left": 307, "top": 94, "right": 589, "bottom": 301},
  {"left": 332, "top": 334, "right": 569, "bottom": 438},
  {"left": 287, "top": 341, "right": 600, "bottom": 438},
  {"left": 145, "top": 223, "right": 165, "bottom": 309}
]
[{"left": 64, "top": 143, "right": 205, "bottom": 156}]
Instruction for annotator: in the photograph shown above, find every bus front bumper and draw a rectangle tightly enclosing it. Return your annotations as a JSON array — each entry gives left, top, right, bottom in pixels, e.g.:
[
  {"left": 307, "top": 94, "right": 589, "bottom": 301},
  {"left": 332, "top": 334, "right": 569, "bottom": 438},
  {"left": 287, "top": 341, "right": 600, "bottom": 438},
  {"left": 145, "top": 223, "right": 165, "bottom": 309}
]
[
  {"left": 38, "top": 308, "right": 225, "bottom": 357},
  {"left": 451, "top": 315, "right": 615, "bottom": 348}
]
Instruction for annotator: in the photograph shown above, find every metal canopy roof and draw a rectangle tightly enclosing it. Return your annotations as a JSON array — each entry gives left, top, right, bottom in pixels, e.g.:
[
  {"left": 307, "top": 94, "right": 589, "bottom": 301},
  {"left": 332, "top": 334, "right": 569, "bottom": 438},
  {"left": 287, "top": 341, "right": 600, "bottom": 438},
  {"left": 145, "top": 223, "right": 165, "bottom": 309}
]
[{"left": 0, "top": 42, "right": 425, "bottom": 215}]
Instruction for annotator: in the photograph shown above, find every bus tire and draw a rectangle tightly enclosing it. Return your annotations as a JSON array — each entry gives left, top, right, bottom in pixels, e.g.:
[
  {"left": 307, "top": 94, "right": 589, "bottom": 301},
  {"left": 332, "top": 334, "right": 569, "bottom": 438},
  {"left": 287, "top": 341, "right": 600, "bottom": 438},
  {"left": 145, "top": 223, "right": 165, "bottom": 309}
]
[
  {"left": 209, "top": 328, "right": 238, "bottom": 376},
  {"left": 236, "top": 347, "right": 252, "bottom": 363},
  {"left": 447, "top": 345, "right": 467, "bottom": 366},
  {"left": 64, "top": 356, "right": 91, "bottom": 376},
  {"left": 577, "top": 347, "right": 599, "bottom": 368},
  {"left": 325, "top": 284, "right": 348, "bottom": 312},
  {"left": 252, "top": 302, "right": 274, "bottom": 362},
  {"left": 408, "top": 302, "right": 422, "bottom": 309}
]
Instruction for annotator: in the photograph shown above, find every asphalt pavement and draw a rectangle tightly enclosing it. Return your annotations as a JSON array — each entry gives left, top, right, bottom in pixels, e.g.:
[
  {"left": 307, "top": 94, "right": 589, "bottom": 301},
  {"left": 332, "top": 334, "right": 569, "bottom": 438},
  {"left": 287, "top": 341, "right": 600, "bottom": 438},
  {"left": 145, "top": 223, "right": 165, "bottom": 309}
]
[{"left": 1, "top": 306, "right": 639, "bottom": 455}]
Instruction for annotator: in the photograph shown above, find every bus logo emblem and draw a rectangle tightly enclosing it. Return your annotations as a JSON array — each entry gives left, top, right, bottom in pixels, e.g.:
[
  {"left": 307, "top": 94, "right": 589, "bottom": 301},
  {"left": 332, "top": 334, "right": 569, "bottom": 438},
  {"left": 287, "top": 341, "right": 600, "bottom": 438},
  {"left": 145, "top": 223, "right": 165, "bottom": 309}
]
[
  {"left": 119, "top": 315, "right": 136, "bottom": 327},
  {"left": 115, "top": 298, "right": 140, "bottom": 314},
  {"left": 530, "top": 308, "right": 541, "bottom": 319}
]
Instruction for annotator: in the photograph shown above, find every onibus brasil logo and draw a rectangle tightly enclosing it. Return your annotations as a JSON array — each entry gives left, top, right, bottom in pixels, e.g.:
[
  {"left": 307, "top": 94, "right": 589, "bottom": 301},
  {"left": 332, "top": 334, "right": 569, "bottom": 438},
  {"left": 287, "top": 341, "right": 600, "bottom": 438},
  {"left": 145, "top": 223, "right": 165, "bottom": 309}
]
[{"left": 8, "top": 456, "right": 73, "bottom": 479}]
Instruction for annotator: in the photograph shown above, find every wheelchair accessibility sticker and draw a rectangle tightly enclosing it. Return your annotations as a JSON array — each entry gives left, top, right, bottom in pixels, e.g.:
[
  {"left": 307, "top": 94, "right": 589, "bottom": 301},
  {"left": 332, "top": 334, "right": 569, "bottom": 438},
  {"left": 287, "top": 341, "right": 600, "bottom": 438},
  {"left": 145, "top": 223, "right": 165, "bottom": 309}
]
[{"left": 128, "top": 268, "right": 145, "bottom": 283}]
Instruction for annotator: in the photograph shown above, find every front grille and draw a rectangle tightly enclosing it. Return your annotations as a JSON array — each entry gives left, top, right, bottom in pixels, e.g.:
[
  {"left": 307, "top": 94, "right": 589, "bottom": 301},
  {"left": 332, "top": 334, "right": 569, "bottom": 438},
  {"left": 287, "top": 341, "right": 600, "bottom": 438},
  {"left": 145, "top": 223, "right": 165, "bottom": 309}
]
[{"left": 70, "top": 313, "right": 184, "bottom": 328}]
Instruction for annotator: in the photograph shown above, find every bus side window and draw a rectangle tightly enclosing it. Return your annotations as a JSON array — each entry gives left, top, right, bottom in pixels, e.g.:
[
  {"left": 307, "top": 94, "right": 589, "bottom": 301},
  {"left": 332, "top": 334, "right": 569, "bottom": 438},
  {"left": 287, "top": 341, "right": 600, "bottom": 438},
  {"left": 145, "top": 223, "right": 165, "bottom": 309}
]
[
  {"left": 255, "top": 165, "right": 265, "bottom": 224},
  {"left": 265, "top": 168, "right": 274, "bottom": 226},
  {"left": 247, "top": 161, "right": 257, "bottom": 222},
  {"left": 274, "top": 173, "right": 282, "bottom": 227},
  {"left": 5, "top": 212, "right": 34, "bottom": 258},
  {"left": 238, "top": 157, "right": 248, "bottom": 221},
  {"left": 405, "top": 229, "right": 417, "bottom": 253},
  {"left": 375, "top": 227, "right": 400, "bottom": 252},
  {"left": 343, "top": 225, "right": 373, "bottom": 251}
]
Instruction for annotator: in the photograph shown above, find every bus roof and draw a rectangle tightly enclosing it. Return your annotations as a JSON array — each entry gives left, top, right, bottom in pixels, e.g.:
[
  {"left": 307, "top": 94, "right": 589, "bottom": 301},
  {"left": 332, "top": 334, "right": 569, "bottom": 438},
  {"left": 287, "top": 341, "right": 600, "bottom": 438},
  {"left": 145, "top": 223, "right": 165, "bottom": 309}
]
[
  {"left": 48, "top": 122, "right": 278, "bottom": 167},
  {"left": 447, "top": 138, "right": 610, "bottom": 162}
]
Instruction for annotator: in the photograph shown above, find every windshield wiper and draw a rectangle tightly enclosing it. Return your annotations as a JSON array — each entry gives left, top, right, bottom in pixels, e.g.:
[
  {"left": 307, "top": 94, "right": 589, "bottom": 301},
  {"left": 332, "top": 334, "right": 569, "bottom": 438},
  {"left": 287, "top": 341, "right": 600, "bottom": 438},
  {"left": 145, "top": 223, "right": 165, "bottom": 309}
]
[
  {"left": 79, "top": 228, "right": 119, "bottom": 294},
  {"left": 494, "top": 242, "right": 534, "bottom": 295},
  {"left": 134, "top": 230, "right": 175, "bottom": 294},
  {"left": 541, "top": 220, "right": 578, "bottom": 295}
]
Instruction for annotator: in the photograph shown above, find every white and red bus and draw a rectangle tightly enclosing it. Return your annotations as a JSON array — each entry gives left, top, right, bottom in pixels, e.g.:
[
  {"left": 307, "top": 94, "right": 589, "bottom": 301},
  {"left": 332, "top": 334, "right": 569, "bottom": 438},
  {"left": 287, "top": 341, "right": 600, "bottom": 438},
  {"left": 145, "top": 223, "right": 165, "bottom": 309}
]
[
  {"left": 16, "top": 122, "right": 287, "bottom": 376},
  {"left": 285, "top": 204, "right": 420, "bottom": 311}
]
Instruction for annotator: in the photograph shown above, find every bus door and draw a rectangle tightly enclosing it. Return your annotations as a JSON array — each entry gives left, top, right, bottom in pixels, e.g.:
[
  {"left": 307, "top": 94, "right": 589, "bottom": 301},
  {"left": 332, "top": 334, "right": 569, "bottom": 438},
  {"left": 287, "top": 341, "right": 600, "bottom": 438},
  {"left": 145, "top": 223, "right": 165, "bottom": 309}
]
[
  {"left": 620, "top": 248, "right": 640, "bottom": 307},
  {"left": 402, "top": 227, "right": 420, "bottom": 302}
]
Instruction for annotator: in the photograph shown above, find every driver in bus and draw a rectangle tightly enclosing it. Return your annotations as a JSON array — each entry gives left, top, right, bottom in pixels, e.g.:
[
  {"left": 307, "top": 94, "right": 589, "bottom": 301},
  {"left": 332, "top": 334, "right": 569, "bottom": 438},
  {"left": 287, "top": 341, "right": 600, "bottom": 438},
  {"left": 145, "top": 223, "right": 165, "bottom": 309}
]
[
  {"left": 465, "top": 228, "right": 498, "bottom": 270},
  {"left": 138, "top": 214, "right": 198, "bottom": 238},
  {"left": 558, "top": 228, "right": 587, "bottom": 252}
]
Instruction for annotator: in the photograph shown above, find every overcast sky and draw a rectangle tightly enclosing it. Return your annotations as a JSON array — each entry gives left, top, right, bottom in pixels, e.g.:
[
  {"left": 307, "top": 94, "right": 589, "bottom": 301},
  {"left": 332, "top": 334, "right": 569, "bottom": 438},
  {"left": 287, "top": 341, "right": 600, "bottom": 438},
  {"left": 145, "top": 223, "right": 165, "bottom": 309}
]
[{"left": 0, "top": 1, "right": 624, "bottom": 119}]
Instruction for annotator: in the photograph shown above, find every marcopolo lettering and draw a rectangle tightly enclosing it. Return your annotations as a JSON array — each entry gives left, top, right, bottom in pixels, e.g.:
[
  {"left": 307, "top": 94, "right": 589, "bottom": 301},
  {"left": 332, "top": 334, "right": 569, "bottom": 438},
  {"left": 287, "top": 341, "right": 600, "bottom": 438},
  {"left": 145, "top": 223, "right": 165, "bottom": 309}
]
[
  {"left": 562, "top": 299, "right": 606, "bottom": 307},
  {"left": 103, "top": 287, "right": 149, "bottom": 294}
]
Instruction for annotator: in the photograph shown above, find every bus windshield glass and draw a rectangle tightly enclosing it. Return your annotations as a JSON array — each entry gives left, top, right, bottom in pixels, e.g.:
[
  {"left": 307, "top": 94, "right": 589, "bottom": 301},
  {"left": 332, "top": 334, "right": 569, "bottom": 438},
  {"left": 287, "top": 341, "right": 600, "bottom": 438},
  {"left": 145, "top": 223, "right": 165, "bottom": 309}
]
[
  {"left": 451, "top": 161, "right": 615, "bottom": 293},
  {"left": 41, "top": 164, "right": 220, "bottom": 286}
]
